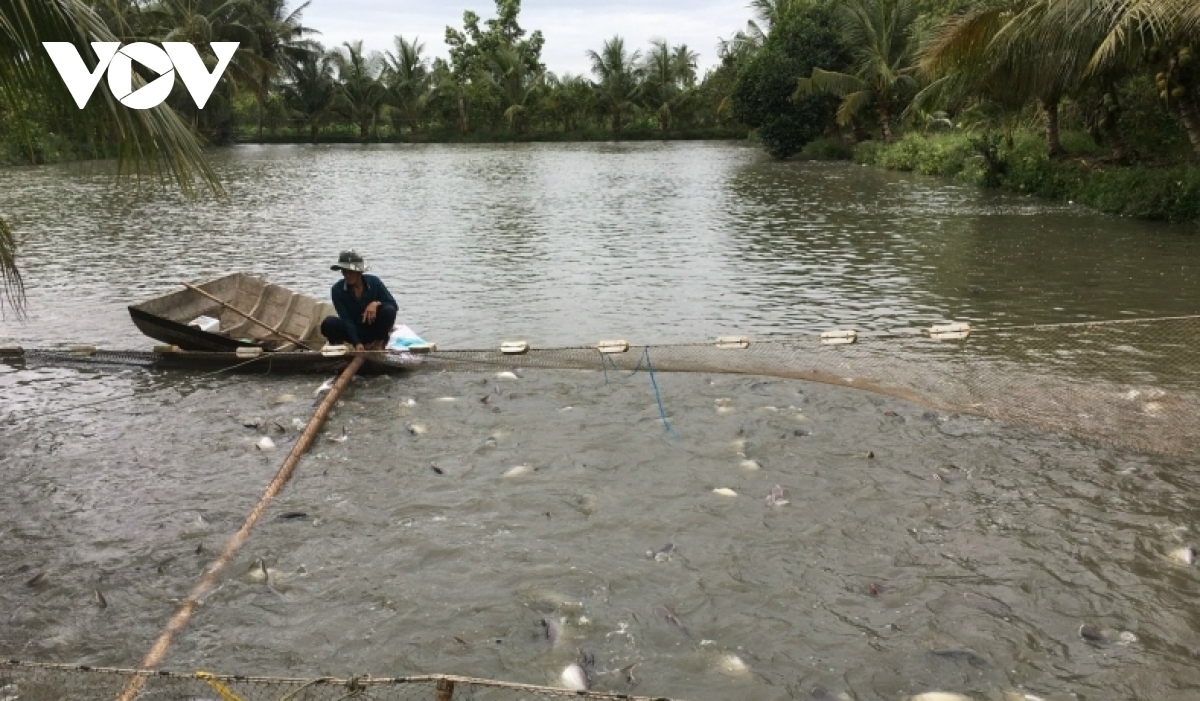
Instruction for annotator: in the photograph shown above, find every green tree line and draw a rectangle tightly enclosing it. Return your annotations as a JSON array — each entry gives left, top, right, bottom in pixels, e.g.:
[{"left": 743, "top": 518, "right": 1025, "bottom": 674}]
[{"left": 725, "top": 0, "right": 1200, "bottom": 162}]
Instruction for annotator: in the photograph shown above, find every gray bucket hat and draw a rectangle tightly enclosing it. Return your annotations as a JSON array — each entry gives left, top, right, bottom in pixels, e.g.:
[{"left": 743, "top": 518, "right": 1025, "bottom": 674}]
[{"left": 330, "top": 249, "right": 368, "bottom": 272}]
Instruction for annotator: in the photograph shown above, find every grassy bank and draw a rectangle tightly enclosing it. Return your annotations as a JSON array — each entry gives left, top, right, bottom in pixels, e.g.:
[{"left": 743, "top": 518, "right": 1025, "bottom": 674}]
[{"left": 803, "top": 131, "right": 1200, "bottom": 224}]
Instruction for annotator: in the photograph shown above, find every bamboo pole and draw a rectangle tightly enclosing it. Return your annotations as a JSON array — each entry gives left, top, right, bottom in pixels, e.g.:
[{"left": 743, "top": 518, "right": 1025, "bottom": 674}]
[
  {"left": 181, "top": 281, "right": 316, "bottom": 351},
  {"left": 116, "top": 354, "right": 367, "bottom": 701}
]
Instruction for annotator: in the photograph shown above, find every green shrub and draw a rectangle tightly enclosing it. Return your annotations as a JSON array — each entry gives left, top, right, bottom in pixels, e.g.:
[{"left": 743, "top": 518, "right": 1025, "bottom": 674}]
[{"left": 801, "top": 137, "right": 855, "bottom": 160}]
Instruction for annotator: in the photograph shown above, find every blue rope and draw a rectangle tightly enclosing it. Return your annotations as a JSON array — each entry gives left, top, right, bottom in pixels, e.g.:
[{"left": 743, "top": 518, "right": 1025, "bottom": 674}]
[
  {"left": 641, "top": 346, "right": 675, "bottom": 436},
  {"left": 596, "top": 346, "right": 675, "bottom": 435}
]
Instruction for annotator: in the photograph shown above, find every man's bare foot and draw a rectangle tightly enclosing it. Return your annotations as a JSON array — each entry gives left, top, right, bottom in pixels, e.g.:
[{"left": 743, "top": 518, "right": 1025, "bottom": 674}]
[{"left": 367, "top": 340, "right": 385, "bottom": 351}]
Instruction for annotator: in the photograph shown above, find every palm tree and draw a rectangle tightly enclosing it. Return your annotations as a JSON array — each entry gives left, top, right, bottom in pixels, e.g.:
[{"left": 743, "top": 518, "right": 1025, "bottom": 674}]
[
  {"left": 542, "top": 72, "right": 593, "bottom": 132},
  {"left": 719, "top": 0, "right": 810, "bottom": 61},
  {"left": 331, "top": 40, "right": 385, "bottom": 141},
  {"left": 642, "top": 39, "right": 677, "bottom": 130},
  {"left": 794, "top": 0, "right": 919, "bottom": 143},
  {"left": 282, "top": 46, "right": 337, "bottom": 142},
  {"left": 481, "top": 44, "right": 542, "bottom": 133},
  {"left": 142, "top": 0, "right": 263, "bottom": 137},
  {"left": 672, "top": 44, "right": 699, "bottom": 87},
  {"left": 383, "top": 35, "right": 431, "bottom": 134},
  {"left": 588, "top": 35, "right": 642, "bottom": 136},
  {"left": 1065, "top": 0, "right": 1200, "bottom": 155},
  {"left": 1, "top": 0, "right": 218, "bottom": 314},
  {"left": 919, "top": 0, "right": 1133, "bottom": 158},
  {"left": 248, "top": 0, "right": 319, "bottom": 140}
]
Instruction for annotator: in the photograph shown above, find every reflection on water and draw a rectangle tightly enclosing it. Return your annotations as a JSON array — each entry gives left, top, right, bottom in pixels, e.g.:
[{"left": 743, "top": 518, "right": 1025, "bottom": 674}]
[
  {"left": 1, "top": 143, "right": 1197, "bottom": 350},
  {"left": 2, "top": 143, "right": 1199, "bottom": 700}
]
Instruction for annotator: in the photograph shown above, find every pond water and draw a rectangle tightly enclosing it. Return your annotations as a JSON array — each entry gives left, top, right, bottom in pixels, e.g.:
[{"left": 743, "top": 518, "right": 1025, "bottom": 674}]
[{"left": 1, "top": 143, "right": 1198, "bottom": 701}]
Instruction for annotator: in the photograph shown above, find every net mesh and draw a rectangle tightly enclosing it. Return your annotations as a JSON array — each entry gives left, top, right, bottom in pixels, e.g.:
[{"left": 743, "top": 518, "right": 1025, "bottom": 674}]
[
  {"left": 6, "top": 315, "right": 1199, "bottom": 456},
  {"left": 0, "top": 661, "right": 674, "bottom": 701}
]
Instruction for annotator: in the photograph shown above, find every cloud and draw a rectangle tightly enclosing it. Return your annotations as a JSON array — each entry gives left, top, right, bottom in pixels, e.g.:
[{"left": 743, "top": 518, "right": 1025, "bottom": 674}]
[{"left": 300, "top": 0, "right": 750, "bottom": 77}]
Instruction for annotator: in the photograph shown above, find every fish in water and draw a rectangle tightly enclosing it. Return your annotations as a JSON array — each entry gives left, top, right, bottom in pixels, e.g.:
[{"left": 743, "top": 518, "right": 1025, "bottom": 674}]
[
  {"left": 275, "top": 512, "right": 309, "bottom": 521},
  {"left": 496, "top": 371, "right": 520, "bottom": 380},
  {"left": 560, "top": 663, "right": 589, "bottom": 691},
  {"left": 718, "top": 653, "right": 749, "bottom": 676},
  {"left": 430, "top": 464, "right": 444, "bottom": 475},
  {"left": 1079, "top": 624, "right": 1137, "bottom": 646},
  {"left": 95, "top": 589, "right": 108, "bottom": 609},
  {"left": 406, "top": 423, "right": 428, "bottom": 436},
  {"left": 713, "top": 488, "right": 738, "bottom": 497},
  {"left": 313, "top": 377, "right": 335, "bottom": 396},
  {"left": 740, "top": 459, "right": 761, "bottom": 471},
  {"left": 961, "top": 591, "right": 1013, "bottom": 616},
  {"left": 256, "top": 436, "right": 276, "bottom": 452},
  {"left": 25, "top": 571, "right": 46, "bottom": 587},
  {"left": 765, "top": 485, "right": 788, "bottom": 507},
  {"left": 327, "top": 426, "right": 348, "bottom": 443},
  {"left": 646, "top": 542, "right": 675, "bottom": 561},
  {"left": 931, "top": 648, "right": 989, "bottom": 669},
  {"left": 653, "top": 605, "right": 690, "bottom": 637},
  {"left": 541, "top": 617, "right": 564, "bottom": 646},
  {"left": 503, "top": 465, "right": 533, "bottom": 478},
  {"left": 1168, "top": 546, "right": 1196, "bottom": 565},
  {"left": 272, "top": 394, "right": 296, "bottom": 405},
  {"left": 909, "top": 694, "right": 973, "bottom": 701}
]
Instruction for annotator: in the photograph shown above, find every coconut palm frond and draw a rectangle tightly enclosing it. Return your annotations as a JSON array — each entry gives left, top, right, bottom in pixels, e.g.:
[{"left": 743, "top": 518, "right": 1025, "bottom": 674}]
[
  {"left": 808, "top": 67, "right": 870, "bottom": 97},
  {"left": 0, "top": 217, "right": 23, "bottom": 319},
  {"left": 836, "top": 89, "right": 875, "bottom": 125},
  {"left": 0, "top": 0, "right": 221, "bottom": 314}
]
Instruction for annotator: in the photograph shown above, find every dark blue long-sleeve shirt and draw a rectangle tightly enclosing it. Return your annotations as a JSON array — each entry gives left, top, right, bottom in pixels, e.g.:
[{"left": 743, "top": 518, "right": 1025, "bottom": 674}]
[{"left": 330, "top": 274, "right": 397, "bottom": 345}]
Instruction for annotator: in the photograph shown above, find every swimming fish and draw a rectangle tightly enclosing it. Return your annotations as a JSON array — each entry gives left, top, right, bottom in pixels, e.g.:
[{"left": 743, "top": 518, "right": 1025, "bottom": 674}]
[
  {"left": 739, "top": 459, "right": 761, "bottom": 471},
  {"left": 406, "top": 423, "right": 428, "bottom": 436},
  {"left": 961, "top": 591, "right": 1013, "bottom": 616},
  {"left": 541, "top": 617, "right": 564, "bottom": 646},
  {"left": 496, "top": 371, "right": 520, "bottom": 380},
  {"left": 765, "top": 485, "right": 788, "bottom": 507},
  {"left": 1079, "top": 624, "right": 1137, "bottom": 646},
  {"left": 327, "top": 426, "right": 348, "bottom": 443},
  {"left": 653, "top": 605, "right": 690, "bottom": 637},
  {"left": 256, "top": 436, "right": 276, "bottom": 452},
  {"left": 560, "top": 663, "right": 589, "bottom": 691},
  {"left": 503, "top": 465, "right": 532, "bottom": 478},
  {"left": 646, "top": 542, "right": 675, "bottom": 561},
  {"left": 712, "top": 488, "right": 738, "bottom": 497},
  {"left": 931, "top": 648, "right": 989, "bottom": 669},
  {"left": 718, "top": 653, "right": 749, "bottom": 676},
  {"left": 95, "top": 589, "right": 108, "bottom": 609},
  {"left": 1169, "top": 546, "right": 1196, "bottom": 565}
]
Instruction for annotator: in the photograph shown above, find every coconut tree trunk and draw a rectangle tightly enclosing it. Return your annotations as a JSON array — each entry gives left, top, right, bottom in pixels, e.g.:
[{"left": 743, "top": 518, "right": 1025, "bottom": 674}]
[
  {"left": 1101, "top": 92, "right": 1131, "bottom": 163},
  {"left": 851, "top": 118, "right": 869, "bottom": 143},
  {"left": 257, "top": 78, "right": 267, "bottom": 141},
  {"left": 878, "top": 103, "right": 894, "bottom": 143},
  {"left": 457, "top": 87, "right": 468, "bottom": 135},
  {"left": 1043, "top": 95, "right": 1064, "bottom": 159},
  {"left": 1176, "top": 90, "right": 1200, "bottom": 158}
]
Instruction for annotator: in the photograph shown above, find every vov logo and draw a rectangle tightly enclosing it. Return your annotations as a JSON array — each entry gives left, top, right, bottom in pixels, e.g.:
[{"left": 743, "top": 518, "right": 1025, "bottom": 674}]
[{"left": 43, "top": 42, "right": 239, "bottom": 110}]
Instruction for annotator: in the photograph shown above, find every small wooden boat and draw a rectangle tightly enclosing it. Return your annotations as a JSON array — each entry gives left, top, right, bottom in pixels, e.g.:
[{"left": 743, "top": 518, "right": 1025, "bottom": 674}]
[
  {"left": 129, "top": 273, "right": 333, "bottom": 352},
  {"left": 127, "top": 273, "right": 427, "bottom": 373}
]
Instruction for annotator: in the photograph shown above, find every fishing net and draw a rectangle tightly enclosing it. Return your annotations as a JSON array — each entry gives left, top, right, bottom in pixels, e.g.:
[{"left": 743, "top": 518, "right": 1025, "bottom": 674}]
[
  {"left": 0, "top": 661, "right": 672, "bottom": 701},
  {"left": 6, "top": 315, "right": 1199, "bottom": 457}
]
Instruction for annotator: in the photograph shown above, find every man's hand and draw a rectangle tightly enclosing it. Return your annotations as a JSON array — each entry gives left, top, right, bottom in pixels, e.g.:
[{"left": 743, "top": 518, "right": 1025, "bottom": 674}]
[
  {"left": 362, "top": 301, "right": 380, "bottom": 324},
  {"left": 354, "top": 343, "right": 365, "bottom": 351}
]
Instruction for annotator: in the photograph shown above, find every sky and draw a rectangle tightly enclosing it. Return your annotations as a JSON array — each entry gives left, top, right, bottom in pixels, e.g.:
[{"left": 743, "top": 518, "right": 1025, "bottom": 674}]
[{"left": 299, "top": 1, "right": 754, "bottom": 79}]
